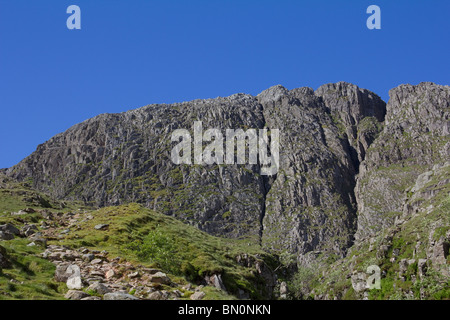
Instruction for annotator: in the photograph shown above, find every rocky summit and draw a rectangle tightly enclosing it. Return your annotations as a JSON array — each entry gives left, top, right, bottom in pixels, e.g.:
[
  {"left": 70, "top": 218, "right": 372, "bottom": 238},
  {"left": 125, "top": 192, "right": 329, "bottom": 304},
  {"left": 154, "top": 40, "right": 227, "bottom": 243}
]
[{"left": 1, "top": 81, "right": 449, "bottom": 300}]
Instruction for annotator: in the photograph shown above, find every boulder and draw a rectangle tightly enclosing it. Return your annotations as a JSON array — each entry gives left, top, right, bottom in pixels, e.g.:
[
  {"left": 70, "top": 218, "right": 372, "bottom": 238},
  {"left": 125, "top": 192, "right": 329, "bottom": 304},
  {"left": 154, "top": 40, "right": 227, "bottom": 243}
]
[
  {"left": 66, "top": 265, "right": 84, "bottom": 290},
  {"left": 88, "top": 282, "right": 111, "bottom": 295},
  {"left": 90, "top": 258, "right": 103, "bottom": 265},
  {"left": 81, "top": 296, "right": 102, "bottom": 300},
  {"left": 65, "top": 290, "right": 89, "bottom": 300},
  {"left": 22, "top": 224, "right": 38, "bottom": 237},
  {"left": 190, "top": 291, "right": 206, "bottom": 300},
  {"left": 105, "top": 269, "right": 116, "bottom": 279},
  {"left": 351, "top": 272, "right": 367, "bottom": 293},
  {"left": 103, "top": 292, "right": 139, "bottom": 300},
  {"left": 150, "top": 272, "right": 170, "bottom": 285},
  {"left": 94, "top": 224, "right": 109, "bottom": 230},
  {"left": 206, "top": 274, "right": 226, "bottom": 292},
  {"left": 29, "top": 233, "right": 47, "bottom": 247},
  {"left": 54, "top": 263, "right": 71, "bottom": 282},
  {"left": 0, "top": 224, "right": 20, "bottom": 236},
  {"left": 418, "top": 259, "right": 428, "bottom": 279},
  {"left": 0, "top": 231, "right": 14, "bottom": 240},
  {"left": 11, "top": 210, "right": 27, "bottom": 216},
  {"left": 82, "top": 253, "right": 95, "bottom": 262},
  {"left": 148, "top": 291, "right": 163, "bottom": 300}
]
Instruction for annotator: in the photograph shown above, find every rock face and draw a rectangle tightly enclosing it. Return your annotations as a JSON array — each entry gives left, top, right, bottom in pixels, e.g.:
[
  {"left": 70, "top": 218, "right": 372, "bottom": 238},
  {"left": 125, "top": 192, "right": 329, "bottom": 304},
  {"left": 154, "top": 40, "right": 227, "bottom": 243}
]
[
  {"left": 355, "top": 82, "right": 450, "bottom": 240},
  {"left": 258, "top": 84, "right": 385, "bottom": 260},
  {"left": 6, "top": 81, "right": 448, "bottom": 269},
  {"left": 316, "top": 82, "right": 386, "bottom": 164},
  {"left": 7, "top": 94, "right": 267, "bottom": 240}
]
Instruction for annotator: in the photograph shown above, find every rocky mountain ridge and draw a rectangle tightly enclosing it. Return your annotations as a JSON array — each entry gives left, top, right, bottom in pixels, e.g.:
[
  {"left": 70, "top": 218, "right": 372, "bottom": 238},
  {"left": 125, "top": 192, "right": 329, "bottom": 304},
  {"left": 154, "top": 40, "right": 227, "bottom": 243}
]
[{"left": 4, "top": 81, "right": 449, "bottom": 293}]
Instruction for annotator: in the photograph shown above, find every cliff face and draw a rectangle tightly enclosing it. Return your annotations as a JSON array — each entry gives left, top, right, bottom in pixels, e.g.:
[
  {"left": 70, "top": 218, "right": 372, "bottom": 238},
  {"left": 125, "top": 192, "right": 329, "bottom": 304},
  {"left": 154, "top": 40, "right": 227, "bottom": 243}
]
[
  {"left": 257, "top": 84, "right": 385, "bottom": 261},
  {"left": 7, "top": 94, "right": 268, "bottom": 240},
  {"left": 6, "top": 82, "right": 448, "bottom": 269},
  {"left": 355, "top": 82, "right": 450, "bottom": 240}
]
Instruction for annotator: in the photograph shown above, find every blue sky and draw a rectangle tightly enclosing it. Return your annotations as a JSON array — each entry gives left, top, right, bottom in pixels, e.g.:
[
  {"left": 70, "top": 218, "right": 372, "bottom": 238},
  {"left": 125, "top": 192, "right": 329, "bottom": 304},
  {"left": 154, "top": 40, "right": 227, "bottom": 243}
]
[{"left": 0, "top": 0, "right": 449, "bottom": 168}]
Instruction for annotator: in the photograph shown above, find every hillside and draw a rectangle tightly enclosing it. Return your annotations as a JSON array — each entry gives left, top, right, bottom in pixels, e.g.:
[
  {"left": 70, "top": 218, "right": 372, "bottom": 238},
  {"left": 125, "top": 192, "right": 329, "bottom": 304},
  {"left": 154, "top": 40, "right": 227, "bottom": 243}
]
[
  {"left": 1, "top": 81, "right": 449, "bottom": 300},
  {"left": 0, "top": 174, "right": 278, "bottom": 300}
]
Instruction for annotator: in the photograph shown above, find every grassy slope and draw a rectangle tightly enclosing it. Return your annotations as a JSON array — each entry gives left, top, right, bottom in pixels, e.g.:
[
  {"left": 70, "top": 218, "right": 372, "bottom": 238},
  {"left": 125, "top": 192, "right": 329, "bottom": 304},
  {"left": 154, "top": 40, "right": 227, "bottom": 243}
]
[
  {"left": 0, "top": 176, "right": 70, "bottom": 299},
  {"left": 0, "top": 175, "right": 277, "bottom": 300},
  {"left": 57, "top": 203, "right": 276, "bottom": 299}
]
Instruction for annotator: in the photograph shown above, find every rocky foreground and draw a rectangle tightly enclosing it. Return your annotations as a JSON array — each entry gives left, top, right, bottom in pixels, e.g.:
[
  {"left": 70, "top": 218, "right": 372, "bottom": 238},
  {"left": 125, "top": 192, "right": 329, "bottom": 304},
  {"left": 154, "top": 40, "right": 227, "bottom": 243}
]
[{"left": 46, "top": 245, "right": 208, "bottom": 300}]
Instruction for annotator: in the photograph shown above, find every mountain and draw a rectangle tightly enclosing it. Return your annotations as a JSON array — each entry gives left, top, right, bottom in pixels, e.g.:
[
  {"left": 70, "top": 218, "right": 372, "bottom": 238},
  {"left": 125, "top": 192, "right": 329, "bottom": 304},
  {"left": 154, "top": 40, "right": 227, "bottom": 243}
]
[{"left": 3, "top": 81, "right": 449, "bottom": 300}]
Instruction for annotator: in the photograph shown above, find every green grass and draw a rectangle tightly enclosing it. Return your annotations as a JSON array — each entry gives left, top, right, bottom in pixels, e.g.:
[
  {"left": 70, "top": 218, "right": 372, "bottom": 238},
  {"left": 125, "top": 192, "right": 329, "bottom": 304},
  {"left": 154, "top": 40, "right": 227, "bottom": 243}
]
[
  {"left": 0, "top": 239, "right": 66, "bottom": 300},
  {"left": 55, "top": 203, "right": 277, "bottom": 299},
  {"left": 1, "top": 173, "right": 278, "bottom": 300}
]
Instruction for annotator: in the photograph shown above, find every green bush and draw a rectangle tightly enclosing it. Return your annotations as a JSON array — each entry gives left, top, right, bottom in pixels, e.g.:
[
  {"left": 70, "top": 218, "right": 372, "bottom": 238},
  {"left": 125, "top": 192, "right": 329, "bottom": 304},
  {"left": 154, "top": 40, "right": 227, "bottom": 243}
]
[
  {"left": 125, "top": 229, "right": 181, "bottom": 274},
  {"left": 288, "top": 265, "right": 318, "bottom": 299}
]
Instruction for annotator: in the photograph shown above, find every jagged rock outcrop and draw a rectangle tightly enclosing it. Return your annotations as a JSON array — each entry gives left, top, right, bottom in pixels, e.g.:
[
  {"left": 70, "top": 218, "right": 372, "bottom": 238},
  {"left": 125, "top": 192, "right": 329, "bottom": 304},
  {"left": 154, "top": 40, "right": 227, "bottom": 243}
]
[
  {"left": 316, "top": 82, "right": 386, "bottom": 165},
  {"left": 258, "top": 84, "right": 385, "bottom": 261},
  {"left": 7, "top": 94, "right": 267, "bottom": 239},
  {"left": 355, "top": 82, "right": 450, "bottom": 240}
]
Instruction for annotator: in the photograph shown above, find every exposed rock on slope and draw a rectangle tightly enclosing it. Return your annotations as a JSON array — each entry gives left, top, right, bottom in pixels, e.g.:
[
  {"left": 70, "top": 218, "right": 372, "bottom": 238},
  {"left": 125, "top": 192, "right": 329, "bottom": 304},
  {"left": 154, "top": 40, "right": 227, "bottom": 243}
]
[
  {"left": 7, "top": 94, "right": 267, "bottom": 240},
  {"left": 312, "top": 162, "right": 449, "bottom": 300},
  {"left": 355, "top": 82, "right": 450, "bottom": 240},
  {"left": 258, "top": 84, "right": 385, "bottom": 261},
  {"left": 316, "top": 82, "right": 386, "bottom": 165}
]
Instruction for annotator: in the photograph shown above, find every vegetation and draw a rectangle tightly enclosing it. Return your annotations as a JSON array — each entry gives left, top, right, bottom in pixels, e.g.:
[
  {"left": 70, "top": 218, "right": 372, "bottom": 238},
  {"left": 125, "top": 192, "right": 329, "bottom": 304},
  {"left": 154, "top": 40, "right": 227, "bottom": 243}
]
[
  {"left": 58, "top": 203, "right": 277, "bottom": 299},
  {"left": 0, "top": 239, "right": 65, "bottom": 300}
]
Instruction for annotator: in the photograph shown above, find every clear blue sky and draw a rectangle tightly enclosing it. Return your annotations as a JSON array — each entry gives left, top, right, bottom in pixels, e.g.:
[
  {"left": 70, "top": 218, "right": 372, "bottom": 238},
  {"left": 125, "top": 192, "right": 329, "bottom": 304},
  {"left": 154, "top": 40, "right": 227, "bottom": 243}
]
[{"left": 0, "top": 0, "right": 449, "bottom": 169}]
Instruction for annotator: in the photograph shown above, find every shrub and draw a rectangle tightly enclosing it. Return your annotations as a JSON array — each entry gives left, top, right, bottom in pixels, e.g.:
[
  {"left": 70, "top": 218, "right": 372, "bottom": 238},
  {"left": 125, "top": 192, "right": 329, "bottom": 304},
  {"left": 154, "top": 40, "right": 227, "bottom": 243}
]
[
  {"left": 125, "top": 229, "right": 181, "bottom": 274},
  {"left": 288, "top": 265, "right": 318, "bottom": 299}
]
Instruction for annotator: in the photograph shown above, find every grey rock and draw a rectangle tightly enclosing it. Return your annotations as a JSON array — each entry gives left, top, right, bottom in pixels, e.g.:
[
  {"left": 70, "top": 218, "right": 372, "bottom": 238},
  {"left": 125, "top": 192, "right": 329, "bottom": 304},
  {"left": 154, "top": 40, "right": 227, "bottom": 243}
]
[
  {"left": 11, "top": 210, "right": 27, "bottom": 216},
  {"left": 66, "top": 264, "right": 83, "bottom": 290},
  {"left": 259, "top": 84, "right": 364, "bottom": 260},
  {"left": 0, "top": 224, "right": 20, "bottom": 236},
  {"left": 88, "top": 282, "right": 111, "bottom": 295},
  {"left": 147, "top": 291, "right": 163, "bottom": 300},
  {"left": 351, "top": 272, "right": 367, "bottom": 293},
  {"left": 28, "top": 233, "right": 47, "bottom": 247},
  {"left": 90, "top": 258, "right": 103, "bottom": 265},
  {"left": 82, "top": 253, "right": 95, "bottom": 262},
  {"left": 65, "top": 290, "right": 89, "bottom": 300},
  {"left": 418, "top": 259, "right": 428, "bottom": 279},
  {"left": 54, "top": 263, "right": 71, "bottom": 282},
  {"left": 81, "top": 296, "right": 102, "bottom": 300},
  {"left": 150, "top": 272, "right": 170, "bottom": 285},
  {"left": 0, "top": 231, "right": 14, "bottom": 240},
  {"left": 190, "top": 291, "right": 206, "bottom": 300},
  {"left": 22, "top": 224, "right": 38, "bottom": 237},
  {"left": 315, "top": 82, "right": 386, "bottom": 163},
  {"left": 355, "top": 82, "right": 450, "bottom": 240},
  {"left": 211, "top": 274, "right": 226, "bottom": 292},
  {"left": 103, "top": 292, "right": 139, "bottom": 300},
  {"left": 94, "top": 224, "right": 109, "bottom": 230}
]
